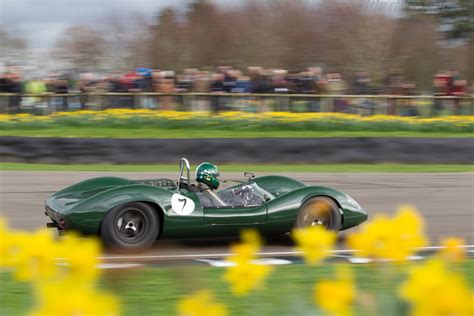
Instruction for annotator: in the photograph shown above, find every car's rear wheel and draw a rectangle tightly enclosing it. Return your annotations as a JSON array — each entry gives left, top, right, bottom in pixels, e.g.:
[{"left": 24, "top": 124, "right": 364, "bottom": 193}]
[
  {"left": 101, "top": 202, "right": 159, "bottom": 252},
  {"left": 295, "top": 197, "right": 341, "bottom": 231}
]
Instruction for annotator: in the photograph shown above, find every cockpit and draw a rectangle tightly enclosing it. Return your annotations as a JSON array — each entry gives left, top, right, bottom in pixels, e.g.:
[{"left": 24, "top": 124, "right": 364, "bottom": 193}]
[
  {"left": 177, "top": 158, "right": 274, "bottom": 208},
  {"left": 197, "top": 183, "right": 274, "bottom": 208}
]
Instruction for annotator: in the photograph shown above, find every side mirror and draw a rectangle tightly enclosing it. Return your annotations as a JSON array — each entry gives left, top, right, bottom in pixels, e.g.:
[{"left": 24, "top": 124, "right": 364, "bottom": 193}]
[{"left": 244, "top": 172, "right": 255, "bottom": 181}]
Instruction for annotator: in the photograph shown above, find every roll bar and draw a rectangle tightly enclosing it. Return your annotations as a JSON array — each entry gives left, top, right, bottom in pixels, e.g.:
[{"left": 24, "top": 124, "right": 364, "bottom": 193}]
[{"left": 178, "top": 158, "right": 191, "bottom": 189}]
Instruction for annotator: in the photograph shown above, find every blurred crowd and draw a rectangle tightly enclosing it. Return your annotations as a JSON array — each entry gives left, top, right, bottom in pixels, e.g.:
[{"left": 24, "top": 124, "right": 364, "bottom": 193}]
[
  {"left": 0, "top": 66, "right": 471, "bottom": 115},
  {"left": 1, "top": 66, "right": 471, "bottom": 96}
]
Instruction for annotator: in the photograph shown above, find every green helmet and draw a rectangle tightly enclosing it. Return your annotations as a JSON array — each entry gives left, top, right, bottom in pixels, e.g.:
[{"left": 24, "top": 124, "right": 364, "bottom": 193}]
[{"left": 195, "top": 162, "right": 220, "bottom": 190}]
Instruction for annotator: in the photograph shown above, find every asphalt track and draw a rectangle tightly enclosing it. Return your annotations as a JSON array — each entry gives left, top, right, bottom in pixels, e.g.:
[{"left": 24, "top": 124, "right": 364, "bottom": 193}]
[
  {"left": 1, "top": 171, "right": 473, "bottom": 262},
  {"left": 2, "top": 136, "right": 474, "bottom": 164}
]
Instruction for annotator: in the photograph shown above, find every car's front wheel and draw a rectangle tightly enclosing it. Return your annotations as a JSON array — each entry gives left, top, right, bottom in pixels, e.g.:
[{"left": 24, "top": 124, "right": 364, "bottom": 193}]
[
  {"left": 101, "top": 202, "right": 159, "bottom": 252},
  {"left": 295, "top": 196, "right": 341, "bottom": 231}
]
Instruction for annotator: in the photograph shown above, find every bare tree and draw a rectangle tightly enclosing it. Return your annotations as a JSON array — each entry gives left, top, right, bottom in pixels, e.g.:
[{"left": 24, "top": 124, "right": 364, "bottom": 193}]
[
  {"left": 325, "top": 2, "right": 396, "bottom": 82},
  {"left": 33, "top": 0, "right": 468, "bottom": 89},
  {"left": 54, "top": 26, "right": 106, "bottom": 72},
  {"left": 149, "top": 7, "right": 183, "bottom": 69},
  {"left": 405, "top": 0, "right": 474, "bottom": 81},
  {"left": 389, "top": 15, "right": 441, "bottom": 89},
  {"left": 100, "top": 13, "right": 151, "bottom": 71},
  {"left": 186, "top": 0, "right": 228, "bottom": 68},
  {"left": 100, "top": 14, "right": 132, "bottom": 71},
  {"left": 0, "top": 25, "right": 27, "bottom": 66}
]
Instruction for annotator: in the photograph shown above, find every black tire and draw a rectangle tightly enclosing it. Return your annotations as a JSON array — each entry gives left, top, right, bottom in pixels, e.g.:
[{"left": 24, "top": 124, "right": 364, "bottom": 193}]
[
  {"left": 295, "top": 196, "right": 341, "bottom": 231},
  {"left": 101, "top": 202, "right": 159, "bottom": 252}
]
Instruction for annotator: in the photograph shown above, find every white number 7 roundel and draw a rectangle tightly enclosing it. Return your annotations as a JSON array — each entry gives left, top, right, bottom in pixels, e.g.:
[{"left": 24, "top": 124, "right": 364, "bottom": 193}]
[{"left": 171, "top": 194, "right": 196, "bottom": 216}]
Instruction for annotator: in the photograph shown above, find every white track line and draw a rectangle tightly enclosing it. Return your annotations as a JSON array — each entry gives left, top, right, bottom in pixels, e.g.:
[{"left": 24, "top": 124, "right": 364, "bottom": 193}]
[
  {"left": 97, "top": 263, "right": 144, "bottom": 269},
  {"left": 100, "top": 250, "right": 344, "bottom": 261},
  {"left": 196, "top": 258, "right": 293, "bottom": 267},
  {"left": 96, "top": 244, "right": 474, "bottom": 261},
  {"left": 46, "top": 245, "right": 474, "bottom": 269}
]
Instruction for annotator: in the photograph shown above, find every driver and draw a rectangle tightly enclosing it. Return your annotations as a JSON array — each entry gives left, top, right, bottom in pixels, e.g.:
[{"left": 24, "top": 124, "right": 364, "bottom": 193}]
[
  {"left": 195, "top": 162, "right": 220, "bottom": 191},
  {"left": 195, "top": 162, "right": 227, "bottom": 207}
]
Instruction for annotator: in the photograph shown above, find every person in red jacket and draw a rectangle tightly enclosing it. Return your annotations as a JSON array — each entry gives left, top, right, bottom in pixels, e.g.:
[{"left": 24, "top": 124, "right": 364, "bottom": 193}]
[
  {"left": 451, "top": 79, "right": 467, "bottom": 115},
  {"left": 432, "top": 71, "right": 451, "bottom": 116}
]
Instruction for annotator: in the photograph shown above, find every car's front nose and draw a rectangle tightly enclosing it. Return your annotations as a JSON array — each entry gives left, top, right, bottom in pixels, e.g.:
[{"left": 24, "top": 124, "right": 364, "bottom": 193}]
[
  {"left": 340, "top": 195, "right": 369, "bottom": 230},
  {"left": 44, "top": 193, "right": 79, "bottom": 231},
  {"left": 44, "top": 202, "right": 67, "bottom": 232}
]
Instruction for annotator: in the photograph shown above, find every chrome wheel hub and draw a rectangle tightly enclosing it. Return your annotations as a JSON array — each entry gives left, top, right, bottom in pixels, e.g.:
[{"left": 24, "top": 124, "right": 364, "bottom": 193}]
[
  {"left": 303, "top": 207, "right": 330, "bottom": 228},
  {"left": 116, "top": 209, "right": 146, "bottom": 240}
]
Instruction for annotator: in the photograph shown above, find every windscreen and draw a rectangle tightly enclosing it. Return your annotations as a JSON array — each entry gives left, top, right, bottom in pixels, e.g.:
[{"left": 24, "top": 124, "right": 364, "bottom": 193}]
[{"left": 217, "top": 183, "right": 274, "bottom": 207}]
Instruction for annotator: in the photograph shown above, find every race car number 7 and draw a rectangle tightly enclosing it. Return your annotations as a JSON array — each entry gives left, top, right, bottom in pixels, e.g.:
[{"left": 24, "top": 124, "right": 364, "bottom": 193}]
[{"left": 171, "top": 194, "right": 195, "bottom": 216}]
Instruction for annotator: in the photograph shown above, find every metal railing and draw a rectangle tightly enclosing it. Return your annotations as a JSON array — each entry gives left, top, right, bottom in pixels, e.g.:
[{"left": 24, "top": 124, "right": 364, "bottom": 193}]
[{"left": 0, "top": 92, "right": 472, "bottom": 116}]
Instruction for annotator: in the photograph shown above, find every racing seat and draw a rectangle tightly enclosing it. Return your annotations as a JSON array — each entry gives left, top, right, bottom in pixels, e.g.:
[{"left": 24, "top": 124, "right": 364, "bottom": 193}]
[{"left": 196, "top": 190, "right": 227, "bottom": 208}]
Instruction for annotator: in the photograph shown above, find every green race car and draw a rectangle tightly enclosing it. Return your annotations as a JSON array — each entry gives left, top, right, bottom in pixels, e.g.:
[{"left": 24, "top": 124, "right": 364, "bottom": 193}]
[{"left": 45, "top": 158, "right": 368, "bottom": 251}]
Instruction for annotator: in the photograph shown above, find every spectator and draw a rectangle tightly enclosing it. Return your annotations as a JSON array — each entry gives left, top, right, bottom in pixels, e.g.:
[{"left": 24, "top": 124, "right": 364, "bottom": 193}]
[
  {"left": 401, "top": 83, "right": 418, "bottom": 116},
  {"left": 54, "top": 76, "right": 69, "bottom": 110},
  {"left": 158, "top": 71, "right": 176, "bottom": 110},
  {"left": 191, "top": 71, "right": 211, "bottom": 111},
  {"left": 326, "top": 73, "right": 347, "bottom": 112},
  {"left": 433, "top": 70, "right": 453, "bottom": 116},
  {"left": 25, "top": 78, "right": 47, "bottom": 108},
  {"left": 222, "top": 69, "right": 238, "bottom": 93},
  {"left": 3, "top": 72, "right": 23, "bottom": 113},
  {"left": 385, "top": 72, "right": 404, "bottom": 115},
  {"left": 232, "top": 76, "right": 251, "bottom": 93},
  {"left": 0, "top": 65, "right": 469, "bottom": 115},
  {"left": 353, "top": 72, "right": 374, "bottom": 115},
  {"left": 451, "top": 79, "right": 467, "bottom": 115},
  {"left": 209, "top": 73, "right": 225, "bottom": 112}
]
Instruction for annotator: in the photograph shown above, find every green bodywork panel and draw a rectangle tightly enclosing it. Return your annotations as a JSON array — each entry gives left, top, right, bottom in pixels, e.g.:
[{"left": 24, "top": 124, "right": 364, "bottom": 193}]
[{"left": 45, "top": 175, "right": 368, "bottom": 237}]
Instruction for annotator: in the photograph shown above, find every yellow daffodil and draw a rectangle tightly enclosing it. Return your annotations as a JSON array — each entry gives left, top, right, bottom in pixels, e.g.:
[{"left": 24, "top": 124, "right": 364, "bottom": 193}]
[
  {"left": 178, "top": 290, "right": 227, "bottom": 316},
  {"left": 2, "top": 110, "right": 473, "bottom": 129},
  {"left": 0, "top": 217, "right": 18, "bottom": 267},
  {"left": 347, "top": 205, "right": 428, "bottom": 261},
  {"left": 1, "top": 230, "right": 34, "bottom": 268},
  {"left": 224, "top": 260, "right": 272, "bottom": 295},
  {"left": 30, "top": 280, "right": 120, "bottom": 316},
  {"left": 57, "top": 233, "right": 101, "bottom": 283},
  {"left": 391, "top": 205, "right": 428, "bottom": 257},
  {"left": 292, "top": 226, "right": 337, "bottom": 264},
  {"left": 314, "top": 265, "right": 355, "bottom": 316},
  {"left": 227, "top": 229, "right": 263, "bottom": 263},
  {"left": 400, "top": 259, "right": 474, "bottom": 316},
  {"left": 0, "top": 217, "right": 120, "bottom": 315},
  {"left": 438, "top": 237, "right": 466, "bottom": 262},
  {"left": 228, "top": 242, "right": 259, "bottom": 264},
  {"left": 224, "top": 229, "right": 272, "bottom": 295},
  {"left": 12, "top": 229, "right": 60, "bottom": 281},
  {"left": 240, "top": 229, "right": 263, "bottom": 248}
]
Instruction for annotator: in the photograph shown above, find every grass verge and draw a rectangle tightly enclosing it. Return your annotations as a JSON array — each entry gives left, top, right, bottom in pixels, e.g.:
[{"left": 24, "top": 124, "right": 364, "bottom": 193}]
[
  {"left": 1, "top": 127, "right": 473, "bottom": 138},
  {"left": 2, "top": 111, "right": 473, "bottom": 135},
  {"left": 1, "top": 163, "right": 473, "bottom": 173},
  {"left": 1, "top": 261, "right": 473, "bottom": 315}
]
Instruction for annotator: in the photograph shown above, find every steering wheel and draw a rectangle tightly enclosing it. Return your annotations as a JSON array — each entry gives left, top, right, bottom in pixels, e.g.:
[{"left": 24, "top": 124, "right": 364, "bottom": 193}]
[{"left": 178, "top": 158, "right": 191, "bottom": 189}]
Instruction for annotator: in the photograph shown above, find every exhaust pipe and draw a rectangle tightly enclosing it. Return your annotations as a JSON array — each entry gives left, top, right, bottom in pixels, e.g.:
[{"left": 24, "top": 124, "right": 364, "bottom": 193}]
[{"left": 46, "top": 222, "right": 57, "bottom": 228}]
